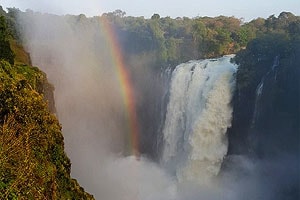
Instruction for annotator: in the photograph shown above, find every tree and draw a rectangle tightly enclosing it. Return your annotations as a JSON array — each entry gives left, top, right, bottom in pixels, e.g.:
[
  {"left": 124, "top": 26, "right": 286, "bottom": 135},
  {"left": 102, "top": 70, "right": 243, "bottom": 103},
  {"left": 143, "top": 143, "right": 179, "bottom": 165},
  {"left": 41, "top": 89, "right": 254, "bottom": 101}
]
[
  {"left": 288, "top": 20, "right": 300, "bottom": 39},
  {"left": 151, "top": 14, "right": 160, "bottom": 20},
  {"left": 0, "top": 16, "right": 15, "bottom": 64},
  {"left": 0, "top": 6, "right": 5, "bottom": 16},
  {"left": 113, "top": 9, "right": 126, "bottom": 18}
]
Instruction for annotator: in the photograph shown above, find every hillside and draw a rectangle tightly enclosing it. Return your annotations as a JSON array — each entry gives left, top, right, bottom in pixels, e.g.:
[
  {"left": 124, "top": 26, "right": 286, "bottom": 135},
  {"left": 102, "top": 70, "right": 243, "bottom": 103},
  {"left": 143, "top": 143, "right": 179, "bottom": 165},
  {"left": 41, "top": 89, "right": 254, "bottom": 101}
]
[{"left": 0, "top": 12, "right": 94, "bottom": 199}]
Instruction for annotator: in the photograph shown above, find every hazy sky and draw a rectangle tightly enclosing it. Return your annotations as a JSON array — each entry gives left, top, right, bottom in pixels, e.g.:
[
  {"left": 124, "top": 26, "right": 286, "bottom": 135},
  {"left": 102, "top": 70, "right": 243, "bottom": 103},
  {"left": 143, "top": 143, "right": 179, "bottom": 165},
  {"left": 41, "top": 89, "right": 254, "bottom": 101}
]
[{"left": 1, "top": 0, "right": 300, "bottom": 21}]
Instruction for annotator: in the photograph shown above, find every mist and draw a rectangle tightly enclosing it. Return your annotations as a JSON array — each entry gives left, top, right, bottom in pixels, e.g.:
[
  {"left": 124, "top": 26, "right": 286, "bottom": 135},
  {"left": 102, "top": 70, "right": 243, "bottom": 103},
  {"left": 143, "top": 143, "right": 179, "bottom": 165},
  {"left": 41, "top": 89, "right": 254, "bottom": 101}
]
[
  {"left": 17, "top": 11, "right": 175, "bottom": 199},
  {"left": 16, "top": 10, "right": 299, "bottom": 200},
  {"left": 18, "top": 12, "right": 129, "bottom": 196}
]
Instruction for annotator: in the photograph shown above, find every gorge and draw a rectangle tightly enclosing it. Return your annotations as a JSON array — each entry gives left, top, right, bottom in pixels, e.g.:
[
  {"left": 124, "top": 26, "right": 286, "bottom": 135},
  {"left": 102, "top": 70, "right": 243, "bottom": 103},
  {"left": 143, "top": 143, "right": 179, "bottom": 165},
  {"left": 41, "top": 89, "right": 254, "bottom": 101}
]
[{"left": 0, "top": 7, "right": 299, "bottom": 199}]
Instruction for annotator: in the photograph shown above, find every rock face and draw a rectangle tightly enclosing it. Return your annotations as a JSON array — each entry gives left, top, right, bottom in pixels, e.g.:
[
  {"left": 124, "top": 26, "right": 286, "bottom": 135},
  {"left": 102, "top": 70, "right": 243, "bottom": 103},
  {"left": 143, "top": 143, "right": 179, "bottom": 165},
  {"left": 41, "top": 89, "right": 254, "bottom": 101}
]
[
  {"left": 228, "top": 35, "right": 300, "bottom": 158},
  {"left": 226, "top": 35, "right": 300, "bottom": 199},
  {"left": 0, "top": 61, "right": 94, "bottom": 200}
]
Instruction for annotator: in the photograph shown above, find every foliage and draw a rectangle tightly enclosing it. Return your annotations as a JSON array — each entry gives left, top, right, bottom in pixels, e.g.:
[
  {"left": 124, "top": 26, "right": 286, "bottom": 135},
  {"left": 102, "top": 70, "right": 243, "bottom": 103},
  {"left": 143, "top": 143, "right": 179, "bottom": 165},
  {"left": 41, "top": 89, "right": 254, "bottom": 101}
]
[
  {"left": 0, "top": 16, "right": 15, "bottom": 64},
  {"left": 7, "top": 7, "right": 299, "bottom": 69},
  {"left": 233, "top": 15, "right": 299, "bottom": 91},
  {"left": 97, "top": 10, "right": 298, "bottom": 67},
  {"left": 9, "top": 39, "right": 31, "bottom": 65},
  {"left": 0, "top": 10, "right": 94, "bottom": 199},
  {"left": 98, "top": 11, "right": 247, "bottom": 66},
  {"left": 0, "top": 60, "right": 94, "bottom": 199}
]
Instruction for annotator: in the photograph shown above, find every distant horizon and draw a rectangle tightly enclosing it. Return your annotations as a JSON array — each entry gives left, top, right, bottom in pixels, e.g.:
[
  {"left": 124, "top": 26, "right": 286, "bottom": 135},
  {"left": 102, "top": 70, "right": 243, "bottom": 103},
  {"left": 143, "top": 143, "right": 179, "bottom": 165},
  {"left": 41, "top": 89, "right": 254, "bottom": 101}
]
[{"left": 1, "top": 0, "right": 300, "bottom": 22}]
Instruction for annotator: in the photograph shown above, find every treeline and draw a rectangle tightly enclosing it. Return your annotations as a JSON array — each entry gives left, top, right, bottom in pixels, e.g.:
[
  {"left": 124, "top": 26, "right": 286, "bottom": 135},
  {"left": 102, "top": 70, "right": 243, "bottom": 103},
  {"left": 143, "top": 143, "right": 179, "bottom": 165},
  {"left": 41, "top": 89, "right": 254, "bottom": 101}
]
[
  {"left": 2, "top": 7, "right": 299, "bottom": 68},
  {"left": 101, "top": 10, "right": 300, "bottom": 66}
]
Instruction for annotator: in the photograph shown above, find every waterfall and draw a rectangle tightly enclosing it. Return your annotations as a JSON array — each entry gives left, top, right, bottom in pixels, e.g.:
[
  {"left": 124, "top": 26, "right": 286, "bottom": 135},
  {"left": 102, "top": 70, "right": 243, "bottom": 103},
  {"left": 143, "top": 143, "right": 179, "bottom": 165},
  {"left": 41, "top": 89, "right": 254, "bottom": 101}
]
[
  {"left": 251, "top": 56, "right": 280, "bottom": 127},
  {"left": 155, "top": 66, "right": 173, "bottom": 157},
  {"left": 251, "top": 79, "right": 264, "bottom": 127},
  {"left": 161, "top": 55, "right": 237, "bottom": 184}
]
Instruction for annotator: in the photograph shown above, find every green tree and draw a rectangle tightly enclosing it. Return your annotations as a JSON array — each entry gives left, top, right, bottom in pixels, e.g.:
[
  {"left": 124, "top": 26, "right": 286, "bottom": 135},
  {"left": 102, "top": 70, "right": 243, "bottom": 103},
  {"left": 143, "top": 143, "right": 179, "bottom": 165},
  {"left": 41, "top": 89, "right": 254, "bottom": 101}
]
[
  {"left": 235, "top": 26, "right": 255, "bottom": 47},
  {"left": 151, "top": 14, "right": 160, "bottom": 20},
  {"left": 288, "top": 20, "right": 300, "bottom": 39},
  {"left": 0, "top": 16, "right": 15, "bottom": 64},
  {"left": 148, "top": 18, "right": 168, "bottom": 62},
  {"left": 0, "top": 6, "right": 5, "bottom": 16}
]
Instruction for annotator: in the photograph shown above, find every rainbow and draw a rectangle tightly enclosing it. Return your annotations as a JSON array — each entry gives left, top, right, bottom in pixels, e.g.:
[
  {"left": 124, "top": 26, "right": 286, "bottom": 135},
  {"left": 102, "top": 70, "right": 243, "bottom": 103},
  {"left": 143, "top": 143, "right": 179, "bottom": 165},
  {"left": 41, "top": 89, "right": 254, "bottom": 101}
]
[{"left": 99, "top": 17, "right": 140, "bottom": 158}]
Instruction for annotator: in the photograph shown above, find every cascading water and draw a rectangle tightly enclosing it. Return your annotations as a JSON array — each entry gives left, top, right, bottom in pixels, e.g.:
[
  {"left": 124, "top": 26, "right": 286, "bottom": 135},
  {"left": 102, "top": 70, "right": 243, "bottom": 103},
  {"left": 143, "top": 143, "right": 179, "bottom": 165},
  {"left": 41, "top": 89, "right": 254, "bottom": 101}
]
[
  {"left": 161, "top": 55, "right": 237, "bottom": 184},
  {"left": 251, "top": 55, "right": 280, "bottom": 127}
]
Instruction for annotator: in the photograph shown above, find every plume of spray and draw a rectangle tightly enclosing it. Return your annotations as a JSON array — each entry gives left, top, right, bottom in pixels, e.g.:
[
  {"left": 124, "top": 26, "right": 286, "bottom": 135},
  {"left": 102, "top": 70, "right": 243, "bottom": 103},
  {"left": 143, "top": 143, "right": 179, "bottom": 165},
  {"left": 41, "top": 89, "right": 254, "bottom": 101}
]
[{"left": 17, "top": 11, "right": 175, "bottom": 199}]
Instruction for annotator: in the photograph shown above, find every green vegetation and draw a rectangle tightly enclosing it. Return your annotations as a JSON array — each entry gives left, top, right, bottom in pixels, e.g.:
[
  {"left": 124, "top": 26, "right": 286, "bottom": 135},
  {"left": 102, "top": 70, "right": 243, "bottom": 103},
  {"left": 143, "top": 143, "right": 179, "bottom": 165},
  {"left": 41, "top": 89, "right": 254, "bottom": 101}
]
[
  {"left": 233, "top": 12, "right": 300, "bottom": 91},
  {"left": 228, "top": 12, "right": 300, "bottom": 155},
  {"left": 0, "top": 10, "right": 94, "bottom": 199},
  {"left": 0, "top": 15, "right": 15, "bottom": 65},
  {"left": 4, "top": 7, "right": 299, "bottom": 69},
  {"left": 0, "top": 61, "right": 94, "bottom": 199},
  {"left": 107, "top": 13, "right": 246, "bottom": 65},
  {"left": 90, "top": 11, "right": 300, "bottom": 68}
]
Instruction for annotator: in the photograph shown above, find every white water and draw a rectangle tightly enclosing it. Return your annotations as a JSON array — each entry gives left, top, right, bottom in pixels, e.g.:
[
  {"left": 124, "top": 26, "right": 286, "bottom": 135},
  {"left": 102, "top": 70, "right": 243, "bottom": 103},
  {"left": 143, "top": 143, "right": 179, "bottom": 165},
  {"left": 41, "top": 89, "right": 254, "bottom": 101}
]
[
  {"left": 251, "top": 56, "right": 280, "bottom": 126},
  {"left": 162, "top": 55, "right": 237, "bottom": 184},
  {"left": 251, "top": 80, "right": 264, "bottom": 127}
]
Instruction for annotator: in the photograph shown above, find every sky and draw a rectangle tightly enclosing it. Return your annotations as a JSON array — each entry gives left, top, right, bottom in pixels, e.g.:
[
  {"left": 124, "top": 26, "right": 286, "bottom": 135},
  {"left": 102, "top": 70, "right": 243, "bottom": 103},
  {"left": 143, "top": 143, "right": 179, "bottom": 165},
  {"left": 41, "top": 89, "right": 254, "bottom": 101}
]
[{"left": 1, "top": 0, "right": 300, "bottom": 21}]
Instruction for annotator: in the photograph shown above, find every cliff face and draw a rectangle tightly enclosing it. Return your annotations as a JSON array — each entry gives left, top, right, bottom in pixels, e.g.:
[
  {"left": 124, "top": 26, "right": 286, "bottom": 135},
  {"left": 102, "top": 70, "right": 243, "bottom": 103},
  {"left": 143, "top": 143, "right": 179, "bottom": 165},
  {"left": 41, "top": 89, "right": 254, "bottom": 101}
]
[
  {"left": 0, "top": 61, "right": 94, "bottom": 199},
  {"left": 228, "top": 35, "right": 300, "bottom": 157},
  {"left": 0, "top": 61, "right": 92, "bottom": 199},
  {"left": 225, "top": 34, "right": 299, "bottom": 199},
  {"left": 0, "top": 14, "right": 94, "bottom": 199}
]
